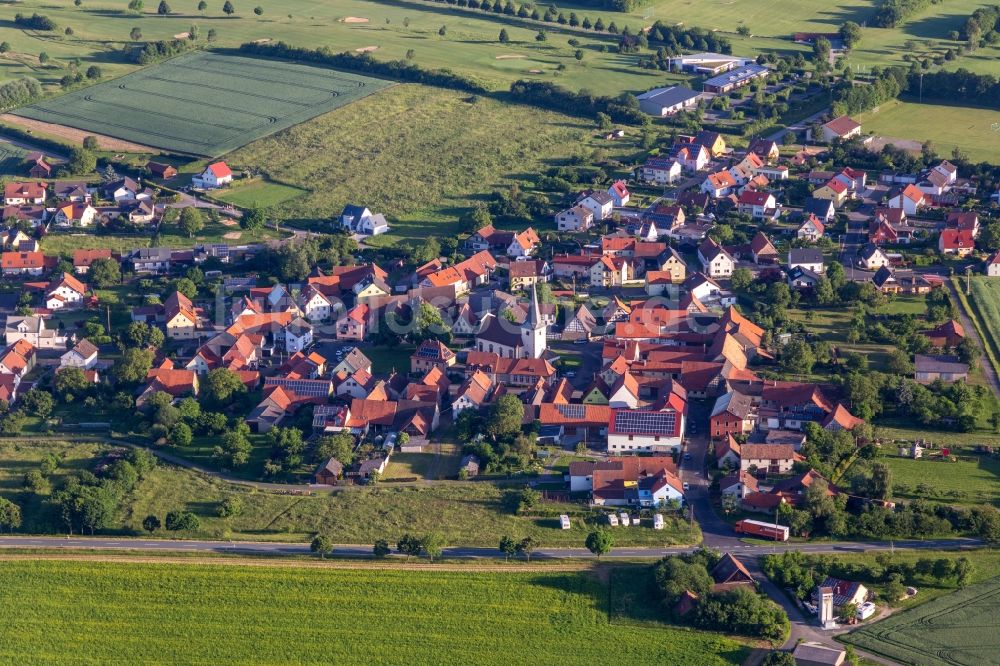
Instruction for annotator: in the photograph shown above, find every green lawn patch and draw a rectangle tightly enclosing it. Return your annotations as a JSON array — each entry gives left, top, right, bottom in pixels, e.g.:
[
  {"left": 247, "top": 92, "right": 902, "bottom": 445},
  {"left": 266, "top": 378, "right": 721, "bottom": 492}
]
[
  {"left": 0, "top": 560, "right": 749, "bottom": 665},
  {"left": 856, "top": 99, "right": 1000, "bottom": 164},
  {"left": 881, "top": 453, "right": 1000, "bottom": 506},
  {"left": 13, "top": 51, "right": 392, "bottom": 156},
  {"left": 843, "top": 574, "right": 1000, "bottom": 665},
  {"left": 211, "top": 179, "right": 308, "bottom": 208}
]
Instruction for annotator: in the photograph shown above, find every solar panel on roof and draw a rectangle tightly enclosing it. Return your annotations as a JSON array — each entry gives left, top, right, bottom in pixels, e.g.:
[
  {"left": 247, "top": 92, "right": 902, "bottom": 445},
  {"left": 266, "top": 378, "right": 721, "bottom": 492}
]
[
  {"left": 264, "top": 377, "right": 331, "bottom": 397},
  {"left": 416, "top": 344, "right": 445, "bottom": 358},
  {"left": 556, "top": 404, "right": 585, "bottom": 419},
  {"left": 614, "top": 410, "right": 676, "bottom": 435}
]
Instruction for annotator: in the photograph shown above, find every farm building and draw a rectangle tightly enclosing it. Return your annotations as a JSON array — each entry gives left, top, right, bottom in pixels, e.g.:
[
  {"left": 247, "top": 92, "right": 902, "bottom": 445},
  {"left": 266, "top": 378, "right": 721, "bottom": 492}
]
[
  {"left": 702, "top": 64, "right": 769, "bottom": 93},
  {"left": 192, "top": 162, "right": 233, "bottom": 189},
  {"left": 636, "top": 86, "right": 701, "bottom": 117}
]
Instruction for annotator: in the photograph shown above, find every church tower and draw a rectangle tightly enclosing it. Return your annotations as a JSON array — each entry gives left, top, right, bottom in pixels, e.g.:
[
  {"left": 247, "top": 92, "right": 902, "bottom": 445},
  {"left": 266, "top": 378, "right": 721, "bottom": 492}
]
[{"left": 521, "top": 284, "right": 547, "bottom": 359}]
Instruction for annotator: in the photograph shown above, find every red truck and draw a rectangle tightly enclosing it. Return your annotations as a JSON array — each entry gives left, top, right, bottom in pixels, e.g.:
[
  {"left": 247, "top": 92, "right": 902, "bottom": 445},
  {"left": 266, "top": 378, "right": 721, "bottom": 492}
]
[{"left": 735, "top": 519, "right": 789, "bottom": 541}]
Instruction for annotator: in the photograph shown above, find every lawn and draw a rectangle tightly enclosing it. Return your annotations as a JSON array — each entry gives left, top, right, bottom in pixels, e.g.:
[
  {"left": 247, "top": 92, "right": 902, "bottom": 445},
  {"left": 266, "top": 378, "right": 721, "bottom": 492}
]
[
  {"left": 843, "top": 574, "right": 1000, "bottom": 665},
  {"left": 13, "top": 51, "right": 392, "bottom": 156},
  {"left": 224, "top": 83, "right": 635, "bottom": 242},
  {"left": 880, "top": 454, "right": 1000, "bottom": 506},
  {"left": 855, "top": 99, "right": 1000, "bottom": 164},
  {"left": 0, "top": 559, "right": 750, "bottom": 665},
  {"left": 1, "top": 439, "right": 699, "bottom": 545},
  {"left": 0, "top": 0, "right": 672, "bottom": 96},
  {"left": 210, "top": 179, "right": 308, "bottom": 208}
]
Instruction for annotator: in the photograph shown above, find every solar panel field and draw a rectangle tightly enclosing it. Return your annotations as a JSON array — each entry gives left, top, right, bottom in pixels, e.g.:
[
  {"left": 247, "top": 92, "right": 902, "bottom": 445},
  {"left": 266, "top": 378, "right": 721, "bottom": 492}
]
[
  {"left": 843, "top": 575, "right": 1000, "bottom": 665},
  {"left": 11, "top": 51, "right": 392, "bottom": 157}
]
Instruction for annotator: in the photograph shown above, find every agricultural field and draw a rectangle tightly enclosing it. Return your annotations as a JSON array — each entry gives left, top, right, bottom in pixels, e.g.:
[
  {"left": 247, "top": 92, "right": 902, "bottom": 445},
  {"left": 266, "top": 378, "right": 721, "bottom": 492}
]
[
  {"left": 0, "top": 559, "right": 750, "bottom": 665},
  {"left": 0, "top": 439, "right": 699, "bottom": 546},
  {"left": 0, "top": 0, "right": 673, "bottom": 95},
  {"left": 856, "top": 100, "right": 1000, "bottom": 164},
  {"left": 0, "top": 142, "right": 28, "bottom": 176},
  {"left": 844, "top": 574, "right": 1000, "bottom": 665},
  {"left": 12, "top": 51, "right": 392, "bottom": 156},
  {"left": 224, "top": 83, "right": 636, "bottom": 244}
]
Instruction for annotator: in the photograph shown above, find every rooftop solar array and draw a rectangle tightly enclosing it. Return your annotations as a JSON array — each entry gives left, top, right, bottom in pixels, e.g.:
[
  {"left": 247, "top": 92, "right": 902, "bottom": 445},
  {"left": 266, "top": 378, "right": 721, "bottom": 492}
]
[
  {"left": 556, "top": 404, "right": 585, "bottom": 419},
  {"left": 264, "top": 377, "right": 331, "bottom": 397},
  {"left": 613, "top": 410, "right": 677, "bottom": 435}
]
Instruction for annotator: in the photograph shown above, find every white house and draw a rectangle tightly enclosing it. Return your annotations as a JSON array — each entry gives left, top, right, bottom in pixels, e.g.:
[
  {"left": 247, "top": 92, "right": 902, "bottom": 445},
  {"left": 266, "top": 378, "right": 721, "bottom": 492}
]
[
  {"left": 820, "top": 116, "right": 862, "bottom": 143},
  {"left": 787, "top": 248, "right": 825, "bottom": 275},
  {"left": 607, "top": 407, "right": 685, "bottom": 454},
  {"left": 555, "top": 206, "right": 594, "bottom": 232},
  {"left": 987, "top": 251, "right": 1000, "bottom": 277},
  {"left": 577, "top": 191, "right": 614, "bottom": 221},
  {"left": 53, "top": 203, "right": 98, "bottom": 227},
  {"left": 59, "top": 338, "right": 99, "bottom": 369},
  {"left": 45, "top": 273, "right": 87, "bottom": 309},
  {"left": 282, "top": 318, "right": 313, "bottom": 353},
  {"left": 701, "top": 171, "right": 737, "bottom": 198},
  {"left": 608, "top": 180, "right": 630, "bottom": 206},
  {"left": 886, "top": 185, "right": 926, "bottom": 216},
  {"left": 640, "top": 158, "right": 682, "bottom": 185},
  {"left": 339, "top": 204, "right": 390, "bottom": 236},
  {"left": 192, "top": 162, "right": 233, "bottom": 189},
  {"left": 697, "top": 239, "right": 735, "bottom": 278},
  {"left": 858, "top": 244, "right": 890, "bottom": 270},
  {"left": 797, "top": 215, "right": 825, "bottom": 241}
]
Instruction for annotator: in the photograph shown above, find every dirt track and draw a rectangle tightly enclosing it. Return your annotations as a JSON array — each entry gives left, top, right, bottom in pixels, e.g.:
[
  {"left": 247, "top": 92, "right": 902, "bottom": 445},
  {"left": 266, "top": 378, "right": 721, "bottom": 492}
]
[{"left": 1, "top": 114, "right": 157, "bottom": 153}]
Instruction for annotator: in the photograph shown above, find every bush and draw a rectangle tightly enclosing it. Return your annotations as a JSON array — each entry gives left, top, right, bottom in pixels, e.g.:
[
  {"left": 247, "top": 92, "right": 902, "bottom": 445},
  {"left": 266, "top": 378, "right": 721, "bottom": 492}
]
[{"left": 165, "top": 510, "right": 200, "bottom": 531}]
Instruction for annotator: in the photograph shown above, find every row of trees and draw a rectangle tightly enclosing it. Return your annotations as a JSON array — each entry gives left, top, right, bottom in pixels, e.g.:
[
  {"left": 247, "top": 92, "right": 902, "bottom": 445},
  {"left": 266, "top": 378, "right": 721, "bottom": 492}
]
[
  {"left": 873, "top": 0, "right": 937, "bottom": 28},
  {"left": 909, "top": 68, "right": 1000, "bottom": 110},
  {"left": 0, "top": 78, "right": 42, "bottom": 113}
]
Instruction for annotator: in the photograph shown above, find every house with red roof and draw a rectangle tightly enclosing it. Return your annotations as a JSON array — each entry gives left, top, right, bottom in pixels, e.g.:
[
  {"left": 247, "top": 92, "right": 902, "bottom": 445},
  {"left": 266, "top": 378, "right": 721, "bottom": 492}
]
[
  {"left": 796, "top": 214, "right": 825, "bottom": 241},
  {"left": 820, "top": 115, "right": 862, "bottom": 142},
  {"left": 44, "top": 273, "right": 88, "bottom": 310},
  {"left": 812, "top": 177, "right": 849, "bottom": 207},
  {"left": 568, "top": 456, "right": 683, "bottom": 507},
  {"left": 608, "top": 180, "right": 630, "bottom": 206},
  {"left": 192, "top": 162, "right": 233, "bottom": 189},
  {"left": 887, "top": 184, "right": 926, "bottom": 215},
  {"left": 701, "top": 170, "right": 738, "bottom": 198},
  {"left": 336, "top": 303, "right": 369, "bottom": 341},
  {"left": 738, "top": 190, "right": 778, "bottom": 220},
  {"left": 73, "top": 249, "right": 114, "bottom": 275},
  {"left": 3, "top": 182, "right": 47, "bottom": 205},
  {"left": 1, "top": 251, "right": 46, "bottom": 276},
  {"left": 939, "top": 228, "right": 975, "bottom": 256}
]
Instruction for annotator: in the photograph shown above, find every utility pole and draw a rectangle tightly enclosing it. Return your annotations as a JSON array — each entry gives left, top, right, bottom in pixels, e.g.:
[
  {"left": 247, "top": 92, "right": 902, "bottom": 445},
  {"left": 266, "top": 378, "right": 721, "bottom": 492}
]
[{"left": 966, "top": 266, "right": 973, "bottom": 296}]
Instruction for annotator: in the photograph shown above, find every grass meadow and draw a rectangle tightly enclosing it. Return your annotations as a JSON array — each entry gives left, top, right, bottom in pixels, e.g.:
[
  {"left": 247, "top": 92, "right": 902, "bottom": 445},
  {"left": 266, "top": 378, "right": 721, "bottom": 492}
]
[
  {"left": 14, "top": 51, "right": 392, "bottom": 155},
  {"left": 0, "top": 439, "right": 699, "bottom": 546},
  {"left": 224, "top": 83, "right": 637, "bottom": 244},
  {"left": 0, "top": 560, "right": 750, "bottom": 665},
  {"left": 856, "top": 100, "right": 1000, "bottom": 164},
  {"left": 880, "top": 453, "right": 1000, "bottom": 506},
  {"left": 0, "top": 0, "right": 671, "bottom": 95},
  {"left": 844, "top": 574, "right": 1000, "bottom": 665}
]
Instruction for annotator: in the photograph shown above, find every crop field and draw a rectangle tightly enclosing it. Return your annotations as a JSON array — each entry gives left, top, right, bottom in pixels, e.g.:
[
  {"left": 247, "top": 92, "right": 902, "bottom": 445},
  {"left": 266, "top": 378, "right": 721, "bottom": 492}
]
[
  {"left": 0, "top": 559, "right": 749, "bottom": 665},
  {"left": 965, "top": 277, "right": 1000, "bottom": 363},
  {"left": 12, "top": 51, "right": 392, "bottom": 156},
  {"left": 856, "top": 100, "right": 1000, "bottom": 164},
  {"left": 224, "top": 83, "right": 636, "bottom": 244},
  {"left": 0, "top": 0, "right": 673, "bottom": 95},
  {"left": 0, "top": 143, "right": 28, "bottom": 176},
  {"left": 844, "top": 575, "right": 1000, "bottom": 665}
]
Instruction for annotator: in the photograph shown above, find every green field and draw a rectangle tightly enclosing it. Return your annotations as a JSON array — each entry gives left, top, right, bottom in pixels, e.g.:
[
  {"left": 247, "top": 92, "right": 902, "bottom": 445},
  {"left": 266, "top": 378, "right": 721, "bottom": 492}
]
[
  {"left": 0, "top": 0, "right": 674, "bottom": 95},
  {"left": 13, "top": 51, "right": 392, "bottom": 156},
  {"left": 881, "top": 454, "right": 1000, "bottom": 505},
  {"left": 856, "top": 99, "right": 1000, "bottom": 164},
  {"left": 210, "top": 179, "right": 308, "bottom": 208},
  {"left": 0, "top": 440, "right": 698, "bottom": 545},
  {"left": 844, "top": 574, "right": 1000, "bottom": 665},
  {"left": 224, "top": 83, "right": 634, "bottom": 243},
  {"left": 0, "top": 142, "right": 28, "bottom": 176},
  {"left": 0, "top": 559, "right": 749, "bottom": 665}
]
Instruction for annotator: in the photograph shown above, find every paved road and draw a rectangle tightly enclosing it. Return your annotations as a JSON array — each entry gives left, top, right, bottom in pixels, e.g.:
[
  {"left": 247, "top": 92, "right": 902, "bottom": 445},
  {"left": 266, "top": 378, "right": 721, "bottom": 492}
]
[
  {"left": 946, "top": 278, "right": 1000, "bottom": 397},
  {"left": 0, "top": 535, "right": 979, "bottom": 559}
]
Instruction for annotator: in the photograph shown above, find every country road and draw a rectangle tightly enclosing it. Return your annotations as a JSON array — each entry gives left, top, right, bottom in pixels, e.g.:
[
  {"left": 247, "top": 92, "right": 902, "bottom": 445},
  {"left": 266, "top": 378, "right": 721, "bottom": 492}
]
[
  {"left": 945, "top": 277, "right": 1000, "bottom": 397},
  {"left": 0, "top": 535, "right": 981, "bottom": 559}
]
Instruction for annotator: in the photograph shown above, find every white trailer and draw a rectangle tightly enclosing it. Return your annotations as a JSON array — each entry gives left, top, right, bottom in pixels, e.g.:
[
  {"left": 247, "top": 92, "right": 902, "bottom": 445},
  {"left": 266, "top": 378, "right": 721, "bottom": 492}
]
[
  {"left": 607, "top": 513, "right": 619, "bottom": 527},
  {"left": 653, "top": 513, "right": 664, "bottom": 530},
  {"left": 559, "top": 514, "right": 571, "bottom": 530},
  {"left": 619, "top": 512, "right": 630, "bottom": 526}
]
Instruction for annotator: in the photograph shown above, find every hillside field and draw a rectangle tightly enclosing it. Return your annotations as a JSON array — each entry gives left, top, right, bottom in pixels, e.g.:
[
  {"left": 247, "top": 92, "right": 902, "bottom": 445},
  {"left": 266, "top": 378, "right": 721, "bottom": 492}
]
[
  {"left": 224, "top": 83, "right": 637, "bottom": 244},
  {"left": 856, "top": 100, "right": 1000, "bottom": 164},
  {"left": 12, "top": 51, "right": 391, "bottom": 156},
  {"left": 843, "top": 574, "right": 1000, "bottom": 665},
  {"left": 0, "top": 559, "right": 749, "bottom": 665},
  {"left": 0, "top": 439, "right": 698, "bottom": 546}
]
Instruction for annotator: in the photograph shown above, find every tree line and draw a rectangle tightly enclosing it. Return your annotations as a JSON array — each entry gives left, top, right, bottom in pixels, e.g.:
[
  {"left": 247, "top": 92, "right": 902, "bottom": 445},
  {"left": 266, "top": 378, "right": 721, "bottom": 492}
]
[
  {"left": 832, "top": 67, "right": 905, "bottom": 115},
  {"left": 132, "top": 38, "right": 195, "bottom": 65},
  {"left": 873, "top": 0, "right": 943, "bottom": 28},
  {"left": 0, "top": 78, "right": 42, "bottom": 113},
  {"left": 908, "top": 68, "right": 1000, "bottom": 109}
]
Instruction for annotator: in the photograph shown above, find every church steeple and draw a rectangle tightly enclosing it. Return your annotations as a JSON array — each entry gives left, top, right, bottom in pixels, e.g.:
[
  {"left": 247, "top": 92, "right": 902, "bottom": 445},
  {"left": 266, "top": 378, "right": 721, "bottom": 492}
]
[
  {"left": 525, "top": 283, "right": 544, "bottom": 330},
  {"left": 521, "top": 283, "right": 547, "bottom": 359}
]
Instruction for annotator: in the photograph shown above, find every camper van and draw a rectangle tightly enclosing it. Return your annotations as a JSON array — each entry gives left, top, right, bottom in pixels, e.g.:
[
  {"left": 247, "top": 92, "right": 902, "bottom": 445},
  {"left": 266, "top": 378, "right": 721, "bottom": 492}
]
[{"left": 559, "top": 514, "right": 571, "bottom": 530}]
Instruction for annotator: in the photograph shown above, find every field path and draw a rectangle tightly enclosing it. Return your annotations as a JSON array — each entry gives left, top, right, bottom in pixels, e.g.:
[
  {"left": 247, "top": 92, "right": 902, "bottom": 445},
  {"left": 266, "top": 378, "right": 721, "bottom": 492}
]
[
  {"left": 1, "top": 114, "right": 156, "bottom": 153},
  {"left": 946, "top": 278, "right": 1000, "bottom": 397}
]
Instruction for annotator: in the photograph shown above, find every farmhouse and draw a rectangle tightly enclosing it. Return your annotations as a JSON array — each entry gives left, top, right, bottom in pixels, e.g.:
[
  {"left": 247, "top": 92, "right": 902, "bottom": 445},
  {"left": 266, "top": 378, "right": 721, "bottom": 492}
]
[
  {"left": 820, "top": 116, "right": 862, "bottom": 143},
  {"left": 192, "top": 162, "right": 233, "bottom": 189},
  {"left": 147, "top": 161, "right": 178, "bottom": 179},
  {"left": 914, "top": 354, "right": 968, "bottom": 383}
]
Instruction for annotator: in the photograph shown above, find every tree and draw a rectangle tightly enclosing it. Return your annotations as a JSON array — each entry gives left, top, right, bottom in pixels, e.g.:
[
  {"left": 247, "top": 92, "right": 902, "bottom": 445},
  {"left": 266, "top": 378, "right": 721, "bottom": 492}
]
[
  {"left": 585, "top": 530, "right": 613, "bottom": 558},
  {"left": 438, "top": 25, "right": 447, "bottom": 36},
  {"left": 373, "top": 539, "right": 391, "bottom": 558},
  {"left": 761, "top": 653, "right": 796, "bottom": 666},
  {"left": 954, "top": 556, "right": 973, "bottom": 588},
  {"left": 315, "top": 432, "right": 355, "bottom": 466},
  {"left": 179, "top": 206, "right": 204, "bottom": 237},
  {"left": 730, "top": 267, "right": 753, "bottom": 292},
  {"left": 216, "top": 424, "right": 252, "bottom": 467},
  {"left": 241, "top": 206, "right": 266, "bottom": 231},
  {"left": 202, "top": 367, "right": 246, "bottom": 404},
  {"left": 779, "top": 338, "right": 815, "bottom": 374},
  {"left": 870, "top": 461, "right": 892, "bottom": 500},
  {"left": 485, "top": 394, "right": 524, "bottom": 440},
  {"left": 38, "top": 52, "right": 50, "bottom": 65},
  {"left": 840, "top": 21, "right": 863, "bottom": 49},
  {"left": 218, "top": 495, "right": 244, "bottom": 518},
  {"left": 0, "top": 497, "right": 21, "bottom": 532},
  {"left": 222, "top": 0, "right": 234, "bottom": 15},
  {"left": 397, "top": 533, "right": 422, "bottom": 561},
  {"left": 310, "top": 534, "right": 333, "bottom": 558},
  {"left": 498, "top": 28, "right": 509, "bottom": 43},
  {"left": 886, "top": 349, "right": 914, "bottom": 376},
  {"left": 165, "top": 510, "right": 200, "bottom": 531},
  {"left": 21, "top": 389, "right": 54, "bottom": 418},
  {"left": 207, "top": 28, "right": 217, "bottom": 41},
  {"left": 0, "top": 42, "right": 9, "bottom": 53},
  {"left": 67, "top": 147, "right": 96, "bottom": 174},
  {"left": 157, "top": 0, "right": 171, "bottom": 14},
  {"left": 85, "top": 65, "right": 102, "bottom": 79},
  {"left": 421, "top": 532, "right": 445, "bottom": 561},
  {"left": 516, "top": 536, "right": 538, "bottom": 561},
  {"left": 517, "top": 488, "right": 541, "bottom": 513},
  {"left": 499, "top": 535, "right": 517, "bottom": 561},
  {"left": 253, "top": 5, "right": 262, "bottom": 15},
  {"left": 142, "top": 514, "right": 161, "bottom": 532},
  {"left": 838, "top": 601, "right": 858, "bottom": 623},
  {"left": 957, "top": 338, "right": 981, "bottom": 369},
  {"left": 113, "top": 347, "right": 154, "bottom": 383},
  {"left": 127, "top": 0, "right": 144, "bottom": 11},
  {"left": 198, "top": 0, "right": 207, "bottom": 10},
  {"left": 535, "top": 30, "right": 547, "bottom": 41},
  {"left": 168, "top": 422, "right": 193, "bottom": 447}
]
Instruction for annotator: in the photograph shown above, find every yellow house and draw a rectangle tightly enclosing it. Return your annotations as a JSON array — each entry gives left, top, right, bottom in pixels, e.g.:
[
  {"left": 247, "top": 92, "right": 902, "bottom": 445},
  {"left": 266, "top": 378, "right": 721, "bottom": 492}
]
[
  {"left": 164, "top": 291, "right": 197, "bottom": 340},
  {"left": 812, "top": 178, "right": 848, "bottom": 207},
  {"left": 353, "top": 278, "right": 389, "bottom": 303},
  {"left": 695, "top": 130, "right": 727, "bottom": 157},
  {"left": 657, "top": 249, "right": 687, "bottom": 283},
  {"left": 582, "top": 382, "right": 610, "bottom": 405}
]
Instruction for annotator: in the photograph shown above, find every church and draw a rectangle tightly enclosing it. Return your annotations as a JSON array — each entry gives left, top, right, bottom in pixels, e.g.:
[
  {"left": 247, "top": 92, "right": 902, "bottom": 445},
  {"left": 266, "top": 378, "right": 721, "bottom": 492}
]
[{"left": 474, "top": 285, "right": 547, "bottom": 359}]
